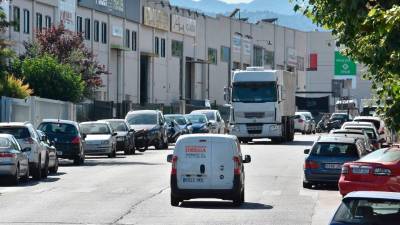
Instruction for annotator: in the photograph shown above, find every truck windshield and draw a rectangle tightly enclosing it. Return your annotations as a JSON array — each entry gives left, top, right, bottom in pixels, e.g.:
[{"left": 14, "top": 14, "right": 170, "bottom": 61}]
[{"left": 232, "top": 82, "right": 277, "bottom": 103}]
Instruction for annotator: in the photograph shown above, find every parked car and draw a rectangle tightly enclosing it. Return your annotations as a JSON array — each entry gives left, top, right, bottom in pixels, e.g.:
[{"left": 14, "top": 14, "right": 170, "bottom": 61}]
[
  {"left": 125, "top": 110, "right": 168, "bottom": 151},
  {"left": 296, "top": 112, "right": 316, "bottom": 134},
  {"left": 353, "top": 116, "right": 388, "bottom": 143},
  {"left": 329, "top": 129, "right": 373, "bottom": 153},
  {"left": 38, "top": 119, "right": 85, "bottom": 165},
  {"left": 329, "top": 191, "right": 400, "bottom": 225},
  {"left": 294, "top": 113, "right": 311, "bottom": 134},
  {"left": 80, "top": 122, "right": 117, "bottom": 158},
  {"left": 0, "top": 134, "right": 30, "bottom": 185},
  {"left": 303, "top": 136, "right": 367, "bottom": 188},
  {"left": 99, "top": 119, "right": 135, "bottom": 155},
  {"left": 190, "top": 110, "right": 225, "bottom": 134},
  {"left": 37, "top": 130, "right": 58, "bottom": 174},
  {"left": 342, "top": 123, "right": 382, "bottom": 149},
  {"left": 165, "top": 117, "right": 184, "bottom": 143},
  {"left": 331, "top": 113, "right": 353, "bottom": 125},
  {"left": 164, "top": 114, "right": 193, "bottom": 134},
  {"left": 167, "top": 134, "right": 251, "bottom": 206},
  {"left": 185, "top": 114, "right": 211, "bottom": 134},
  {"left": 339, "top": 148, "right": 400, "bottom": 196},
  {"left": 0, "top": 122, "right": 49, "bottom": 180}
]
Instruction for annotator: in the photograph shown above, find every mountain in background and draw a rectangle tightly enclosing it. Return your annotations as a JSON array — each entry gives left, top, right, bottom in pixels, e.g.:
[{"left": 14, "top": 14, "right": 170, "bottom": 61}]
[{"left": 169, "top": 0, "right": 321, "bottom": 31}]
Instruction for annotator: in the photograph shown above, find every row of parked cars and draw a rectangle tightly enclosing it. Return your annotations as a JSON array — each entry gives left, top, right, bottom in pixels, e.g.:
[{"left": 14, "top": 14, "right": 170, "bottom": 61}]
[{"left": 0, "top": 108, "right": 227, "bottom": 185}]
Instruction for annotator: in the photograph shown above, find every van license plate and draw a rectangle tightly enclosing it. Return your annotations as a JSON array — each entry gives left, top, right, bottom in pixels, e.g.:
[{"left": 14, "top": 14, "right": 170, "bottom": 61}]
[{"left": 182, "top": 177, "right": 204, "bottom": 183}]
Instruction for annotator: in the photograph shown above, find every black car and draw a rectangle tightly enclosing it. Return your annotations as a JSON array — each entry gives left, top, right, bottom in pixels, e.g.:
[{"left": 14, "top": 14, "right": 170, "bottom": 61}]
[
  {"left": 185, "top": 114, "right": 211, "bottom": 134},
  {"left": 125, "top": 110, "right": 168, "bottom": 151},
  {"left": 165, "top": 117, "right": 184, "bottom": 143},
  {"left": 37, "top": 119, "right": 85, "bottom": 165},
  {"left": 99, "top": 119, "right": 135, "bottom": 155}
]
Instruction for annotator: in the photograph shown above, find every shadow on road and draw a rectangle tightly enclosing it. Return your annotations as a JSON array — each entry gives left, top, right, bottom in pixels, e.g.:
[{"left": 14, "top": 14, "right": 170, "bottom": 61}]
[
  {"left": 247, "top": 140, "right": 314, "bottom": 146},
  {"left": 180, "top": 201, "right": 273, "bottom": 210},
  {"left": 305, "top": 184, "right": 339, "bottom": 191},
  {"left": 0, "top": 176, "right": 60, "bottom": 187},
  {"left": 81, "top": 160, "right": 164, "bottom": 167}
]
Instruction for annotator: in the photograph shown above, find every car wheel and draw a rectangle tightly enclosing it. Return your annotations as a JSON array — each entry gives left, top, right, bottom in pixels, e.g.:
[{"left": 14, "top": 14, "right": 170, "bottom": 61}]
[
  {"left": 240, "top": 187, "right": 245, "bottom": 203},
  {"left": 108, "top": 146, "right": 117, "bottom": 158},
  {"left": 303, "top": 181, "right": 313, "bottom": 189},
  {"left": 10, "top": 165, "right": 20, "bottom": 185},
  {"left": 74, "top": 154, "right": 84, "bottom": 165},
  {"left": 131, "top": 145, "right": 136, "bottom": 155},
  {"left": 170, "top": 194, "right": 180, "bottom": 207},
  {"left": 41, "top": 154, "right": 49, "bottom": 179},
  {"left": 49, "top": 157, "right": 59, "bottom": 174},
  {"left": 21, "top": 165, "right": 29, "bottom": 182},
  {"left": 232, "top": 191, "right": 242, "bottom": 207},
  {"left": 32, "top": 156, "right": 42, "bottom": 180}
]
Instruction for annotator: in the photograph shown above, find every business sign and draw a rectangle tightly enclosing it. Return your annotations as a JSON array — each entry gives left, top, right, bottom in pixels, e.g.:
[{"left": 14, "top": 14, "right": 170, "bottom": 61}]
[
  {"left": 171, "top": 14, "right": 196, "bottom": 37},
  {"left": 143, "top": 7, "right": 169, "bottom": 31},
  {"left": 96, "top": 0, "right": 124, "bottom": 12},
  {"left": 334, "top": 51, "right": 356, "bottom": 76},
  {"left": 232, "top": 34, "right": 241, "bottom": 53},
  {"left": 112, "top": 25, "right": 123, "bottom": 37},
  {"left": 287, "top": 48, "right": 297, "bottom": 67},
  {"left": 242, "top": 38, "right": 252, "bottom": 56},
  {"left": 58, "top": 0, "right": 76, "bottom": 31}
]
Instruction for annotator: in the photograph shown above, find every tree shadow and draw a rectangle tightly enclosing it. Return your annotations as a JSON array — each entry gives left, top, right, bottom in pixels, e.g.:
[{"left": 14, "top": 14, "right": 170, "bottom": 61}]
[{"left": 179, "top": 201, "right": 273, "bottom": 210}]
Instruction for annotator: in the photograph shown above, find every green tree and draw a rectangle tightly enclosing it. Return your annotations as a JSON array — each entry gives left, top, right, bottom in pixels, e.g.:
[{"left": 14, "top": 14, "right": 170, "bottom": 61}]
[
  {"left": 21, "top": 55, "right": 84, "bottom": 102},
  {"left": 294, "top": 0, "right": 400, "bottom": 130}
]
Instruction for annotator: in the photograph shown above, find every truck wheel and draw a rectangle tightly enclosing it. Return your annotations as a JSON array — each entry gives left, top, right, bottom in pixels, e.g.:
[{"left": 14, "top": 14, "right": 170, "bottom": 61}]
[{"left": 171, "top": 194, "right": 180, "bottom": 206}]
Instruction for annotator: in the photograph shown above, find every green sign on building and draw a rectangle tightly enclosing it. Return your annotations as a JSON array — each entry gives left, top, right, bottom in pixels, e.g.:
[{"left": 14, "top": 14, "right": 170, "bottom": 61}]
[{"left": 334, "top": 51, "right": 356, "bottom": 76}]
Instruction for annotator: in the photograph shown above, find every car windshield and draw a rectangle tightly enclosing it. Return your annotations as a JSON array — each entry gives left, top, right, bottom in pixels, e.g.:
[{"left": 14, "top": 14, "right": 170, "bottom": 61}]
[
  {"left": 346, "top": 127, "right": 377, "bottom": 139},
  {"left": 107, "top": 121, "right": 128, "bottom": 132},
  {"left": 333, "top": 198, "right": 400, "bottom": 225},
  {"left": 186, "top": 115, "right": 208, "bottom": 124},
  {"left": 361, "top": 149, "right": 400, "bottom": 163},
  {"left": 232, "top": 82, "right": 277, "bottom": 103},
  {"left": 171, "top": 116, "right": 188, "bottom": 125},
  {"left": 311, "top": 143, "right": 359, "bottom": 157},
  {"left": 80, "top": 123, "right": 111, "bottom": 135},
  {"left": 0, "top": 137, "right": 11, "bottom": 148},
  {"left": 355, "top": 119, "right": 381, "bottom": 130},
  {"left": 126, "top": 113, "right": 157, "bottom": 125},
  {"left": 194, "top": 111, "right": 215, "bottom": 121},
  {"left": 0, "top": 127, "right": 30, "bottom": 139},
  {"left": 38, "top": 122, "right": 78, "bottom": 135}
]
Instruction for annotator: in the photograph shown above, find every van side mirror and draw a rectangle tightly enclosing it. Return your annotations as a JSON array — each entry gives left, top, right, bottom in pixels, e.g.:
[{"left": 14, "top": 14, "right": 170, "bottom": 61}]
[
  {"left": 304, "top": 149, "right": 310, "bottom": 154},
  {"left": 22, "top": 147, "right": 31, "bottom": 152},
  {"left": 167, "top": 154, "right": 173, "bottom": 163},
  {"left": 129, "top": 129, "right": 135, "bottom": 133},
  {"left": 243, "top": 155, "right": 251, "bottom": 163},
  {"left": 112, "top": 132, "right": 118, "bottom": 136},
  {"left": 82, "top": 133, "right": 87, "bottom": 139}
]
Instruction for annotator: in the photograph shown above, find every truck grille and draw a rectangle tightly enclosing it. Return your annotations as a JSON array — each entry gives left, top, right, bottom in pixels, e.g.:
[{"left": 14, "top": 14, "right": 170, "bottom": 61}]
[
  {"left": 246, "top": 124, "right": 263, "bottom": 134},
  {"left": 244, "top": 112, "right": 265, "bottom": 119}
]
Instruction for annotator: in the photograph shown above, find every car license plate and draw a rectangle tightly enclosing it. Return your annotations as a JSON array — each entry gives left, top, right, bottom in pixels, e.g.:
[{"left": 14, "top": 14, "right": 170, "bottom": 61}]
[
  {"left": 182, "top": 177, "right": 204, "bottom": 183},
  {"left": 352, "top": 167, "right": 370, "bottom": 174},
  {"left": 325, "top": 164, "right": 342, "bottom": 169},
  {"left": 56, "top": 151, "right": 63, "bottom": 156}
]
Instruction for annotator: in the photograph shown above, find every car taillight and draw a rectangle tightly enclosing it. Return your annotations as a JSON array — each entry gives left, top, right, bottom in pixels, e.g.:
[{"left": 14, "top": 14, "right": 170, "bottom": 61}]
[
  {"left": 0, "top": 153, "right": 15, "bottom": 158},
  {"left": 373, "top": 168, "right": 392, "bottom": 176},
  {"left": 341, "top": 165, "right": 349, "bottom": 174},
  {"left": 171, "top": 156, "right": 178, "bottom": 175},
  {"left": 24, "top": 137, "right": 34, "bottom": 144},
  {"left": 304, "top": 160, "right": 319, "bottom": 169},
  {"left": 72, "top": 136, "right": 81, "bottom": 144},
  {"left": 233, "top": 156, "right": 241, "bottom": 175},
  {"left": 298, "top": 119, "right": 304, "bottom": 123}
]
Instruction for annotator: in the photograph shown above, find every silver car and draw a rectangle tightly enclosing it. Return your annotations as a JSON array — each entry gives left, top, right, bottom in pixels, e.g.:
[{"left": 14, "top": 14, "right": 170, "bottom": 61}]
[
  {"left": 80, "top": 122, "right": 117, "bottom": 158},
  {"left": 0, "top": 134, "right": 29, "bottom": 185}
]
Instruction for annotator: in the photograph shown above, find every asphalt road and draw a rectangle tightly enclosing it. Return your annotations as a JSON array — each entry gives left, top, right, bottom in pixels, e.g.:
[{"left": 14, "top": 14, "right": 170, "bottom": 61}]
[{"left": 0, "top": 134, "right": 341, "bottom": 225}]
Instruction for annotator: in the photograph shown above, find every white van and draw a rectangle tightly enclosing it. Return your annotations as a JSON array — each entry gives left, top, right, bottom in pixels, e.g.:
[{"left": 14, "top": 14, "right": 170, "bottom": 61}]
[{"left": 167, "top": 134, "right": 251, "bottom": 206}]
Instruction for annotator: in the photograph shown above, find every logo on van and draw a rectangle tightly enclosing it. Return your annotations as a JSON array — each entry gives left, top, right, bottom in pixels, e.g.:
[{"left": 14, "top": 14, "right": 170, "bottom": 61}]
[{"left": 185, "top": 146, "right": 207, "bottom": 153}]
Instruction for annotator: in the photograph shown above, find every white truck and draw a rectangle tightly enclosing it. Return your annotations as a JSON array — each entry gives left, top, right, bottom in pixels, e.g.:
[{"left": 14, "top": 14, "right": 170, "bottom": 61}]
[{"left": 226, "top": 68, "right": 296, "bottom": 143}]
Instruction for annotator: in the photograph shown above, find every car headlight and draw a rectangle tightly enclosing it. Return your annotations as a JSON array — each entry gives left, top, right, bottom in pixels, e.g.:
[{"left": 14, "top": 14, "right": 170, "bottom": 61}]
[{"left": 102, "top": 140, "right": 110, "bottom": 145}]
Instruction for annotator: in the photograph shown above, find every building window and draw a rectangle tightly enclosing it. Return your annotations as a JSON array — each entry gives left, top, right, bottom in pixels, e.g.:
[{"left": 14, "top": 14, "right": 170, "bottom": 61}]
[
  {"left": 253, "top": 46, "right": 263, "bottom": 67},
  {"left": 208, "top": 48, "right": 217, "bottom": 65},
  {"left": 161, "top": 38, "right": 166, "bottom": 58},
  {"left": 101, "top": 22, "right": 107, "bottom": 44},
  {"left": 76, "top": 16, "right": 82, "bottom": 33},
  {"left": 171, "top": 40, "right": 183, "bottom": 58},
  {"left": 132, "top": 31, "right": 137, "bottom": 51},
  {"left": 154, "top": 37, "right": 159, "bottom": 56},
  {"left": 45, "top": 16, "right": 51, "bottom": 29},
  {"left": 13, "top": 7, "right": 20, "bottom": 32},
  {"left": 94, "top": 20, "right": 99, "bottom": 42},
  {"left": 221, "top": 46, "right": 230, "bottom": 63},
  {"left": 84, "top": 18, "right": 90, "bottom": 40},
  {"left": 264, "top": 50, "right": 275, "bottom": 67},
  {"left": 23, "top": 9, "right": 30, "bottom": 34},
  {"left": 36, "top": 13, "right": 42, "bottom": 31},
  {"left": 125, "top": 29, "right": 130, "bottom": 48}
]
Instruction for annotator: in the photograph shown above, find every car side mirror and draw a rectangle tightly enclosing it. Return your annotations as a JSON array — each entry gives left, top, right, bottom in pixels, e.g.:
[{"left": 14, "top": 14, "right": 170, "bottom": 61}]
[
  {"left": 167, "top": 154, "right": 173, "bottom": 163},
  {"left": 304, "top": 149, "right": 310, "bottom": 154},
  {"left": 82, "top": 133, "right": 87, "bottom": 139},
  {"left": 129, "top": 129, "right": 135, "bottom": 133},
  {"left": 22, "top": 147, "right": 31, "bottom": 152},
  {"left": 112, "top": 132, "right": 118, "bottom": 136},
  {"left": 243, "top": 155, "right": 251, "bottom": 163},
  {"left": 188, "top": 122, "right": 192, "bottom": 126}
]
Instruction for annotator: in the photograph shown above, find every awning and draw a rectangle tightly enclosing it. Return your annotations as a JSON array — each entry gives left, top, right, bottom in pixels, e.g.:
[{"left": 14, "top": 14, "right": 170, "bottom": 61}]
[{"left": 140, "top": 51, "right": 159, "bottom": 57}]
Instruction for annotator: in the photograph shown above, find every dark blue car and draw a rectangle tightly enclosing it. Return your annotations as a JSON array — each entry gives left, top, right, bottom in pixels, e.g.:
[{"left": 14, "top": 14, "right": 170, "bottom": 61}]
[
  {"left": 185, "top": 114, "right": 211, "bottom": 134},
  {"left": 303, "top": 136, "right": 366, "bottom": 188}
]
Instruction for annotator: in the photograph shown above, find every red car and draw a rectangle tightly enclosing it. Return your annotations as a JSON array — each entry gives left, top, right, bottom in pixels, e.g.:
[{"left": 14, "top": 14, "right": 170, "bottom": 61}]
[{"left": 339, "top": 148, "right": 400, "bottom": 196}]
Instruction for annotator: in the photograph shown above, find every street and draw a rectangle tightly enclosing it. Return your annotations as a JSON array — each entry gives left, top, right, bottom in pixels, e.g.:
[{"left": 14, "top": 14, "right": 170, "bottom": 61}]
[{"left": 0, "top": 134, "right": 341, "bottom": 225}]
